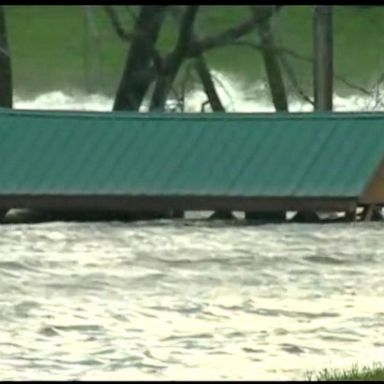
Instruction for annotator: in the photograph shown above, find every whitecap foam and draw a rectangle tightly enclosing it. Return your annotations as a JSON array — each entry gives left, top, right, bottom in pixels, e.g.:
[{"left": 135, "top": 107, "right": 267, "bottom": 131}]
[{"left": 12, "top": 70, "right": 384, "bottom": 113}]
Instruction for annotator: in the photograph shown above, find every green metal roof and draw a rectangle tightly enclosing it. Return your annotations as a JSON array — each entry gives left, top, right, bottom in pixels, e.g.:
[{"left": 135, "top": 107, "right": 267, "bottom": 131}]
[{"left": 0, "top": 109, "right": 384, "bottom": 198}]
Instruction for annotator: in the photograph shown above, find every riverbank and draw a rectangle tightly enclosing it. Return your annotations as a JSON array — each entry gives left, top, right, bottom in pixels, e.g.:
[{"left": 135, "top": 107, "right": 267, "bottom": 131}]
[{"left": 308, "top": 363, "right": 384, "bottom": 381}]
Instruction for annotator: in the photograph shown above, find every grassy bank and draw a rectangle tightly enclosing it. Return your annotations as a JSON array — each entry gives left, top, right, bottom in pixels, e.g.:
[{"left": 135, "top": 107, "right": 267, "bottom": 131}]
[
  {"left": 5, "top": 6, "right": 384, "bottom": 97},
  {"left": 308, "top": 363, "right": 384, "bottom": 381}
]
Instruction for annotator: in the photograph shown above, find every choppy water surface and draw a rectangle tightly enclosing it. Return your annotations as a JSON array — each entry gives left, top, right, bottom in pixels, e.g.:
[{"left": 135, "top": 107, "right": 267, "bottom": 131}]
[
  {"left": 4, "top": 89, "right": 384, "bottom": 380},
  {"left": 0, "top": 218, "right": 384, "bottom": 380}
]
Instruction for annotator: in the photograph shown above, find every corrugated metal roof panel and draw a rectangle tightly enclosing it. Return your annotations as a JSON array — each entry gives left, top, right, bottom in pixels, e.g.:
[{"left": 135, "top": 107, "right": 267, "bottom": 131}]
[{"left": 0, "top": 109, "right": 384, "bottom": 199}]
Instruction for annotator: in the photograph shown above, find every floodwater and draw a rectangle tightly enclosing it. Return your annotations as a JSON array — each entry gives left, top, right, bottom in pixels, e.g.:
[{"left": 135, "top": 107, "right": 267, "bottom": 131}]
[
  {"left": 1, "top": 218, "right": 384, "bottom": 380},
  {"left": 2, "top": 89, "right": 383, "bottom": 380}
]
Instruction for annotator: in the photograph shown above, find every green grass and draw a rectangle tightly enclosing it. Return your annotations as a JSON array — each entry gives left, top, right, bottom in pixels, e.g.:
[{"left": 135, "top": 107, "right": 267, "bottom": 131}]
[
  {"left": 4, "top": 5, "right": 384, "bottom": 96},
  {"left": 307, "top": 363, "right": 384, "bottom": 381}
]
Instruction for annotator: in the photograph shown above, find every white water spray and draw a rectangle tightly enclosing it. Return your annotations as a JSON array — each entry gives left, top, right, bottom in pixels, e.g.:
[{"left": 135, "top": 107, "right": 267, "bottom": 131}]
[{"left": 13, "top": 71, "right": 384, "bottom": 113}]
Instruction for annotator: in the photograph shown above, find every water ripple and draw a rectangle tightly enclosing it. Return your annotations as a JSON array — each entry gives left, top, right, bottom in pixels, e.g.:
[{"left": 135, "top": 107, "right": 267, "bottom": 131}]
[{"left": 0, "top": 220, "right": 383, "bottom": 380}]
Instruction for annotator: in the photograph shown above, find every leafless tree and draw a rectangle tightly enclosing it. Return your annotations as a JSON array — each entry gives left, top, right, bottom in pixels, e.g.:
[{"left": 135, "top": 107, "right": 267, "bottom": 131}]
[
  {"left": 251, "top": 6, "right": 288, "bottom": 111},
  {"left": 105, "top": 5, "right": 286, "bottom": 112},
  {"left": 0, "top": 6, "right": 12, "bottom": 108},
  {"left": 105, "top": 5, "right": 168, "bottom": 111},
  {"left": 104, "top": 5, "right": 384, "bottom": 115}
]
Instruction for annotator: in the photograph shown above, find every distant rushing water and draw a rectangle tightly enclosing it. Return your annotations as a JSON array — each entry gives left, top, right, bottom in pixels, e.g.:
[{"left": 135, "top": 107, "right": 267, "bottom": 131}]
[
  {"left": 0, "top": 219, "right": 383, "bottom": 380},
  {"left": 14, "top": 81, "right": 384, "bottom": 114}
]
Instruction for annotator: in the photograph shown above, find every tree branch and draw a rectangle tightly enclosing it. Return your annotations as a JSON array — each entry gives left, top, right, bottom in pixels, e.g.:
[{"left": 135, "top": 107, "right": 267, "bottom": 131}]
[
  {"left": 103, "top": 5, "right": 164, "bottom": 72},
  {"left": 150, "top": 6, "right": 199, "bottom": 110},
  {"left": 167, "top": 5, "right": 199, "bottom": 71},
  {"left": 231, "top": 40, "right": 373, "bottom": 96},
  {"left": 111, "top": 5, "right": 168, "bottom": 110},
  {"left": 103, "top": 6, "right": 131, "bottom": 41},
  {"left": 180, "top": 6, "right": 284, "bottom": 61},
  {"left": 251, "top": 5, "right": 288, "bottom": 111},
  {"left": 186, "top": 17, "right": 259, "bottom": 57},
  {"left": 279, "top": 54, "right": 314, "bottom": 105},
  {"left": 195, "top": 53, "right": 225, "bottom": 112}
]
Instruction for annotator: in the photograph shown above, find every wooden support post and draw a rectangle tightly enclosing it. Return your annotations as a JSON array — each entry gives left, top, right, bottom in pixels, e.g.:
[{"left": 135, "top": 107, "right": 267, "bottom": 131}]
[
  {"left": 362, "top": 204, "right": 384, "bottom": 221},
  {"left": 172, "top": 210, "right": 185, "bottom": 219},
  {"left": 362, "top": 204, "right": 375, "bottom": 221},
  {"left": 344, "top": 209, "right": 357, "bottom": 222}
]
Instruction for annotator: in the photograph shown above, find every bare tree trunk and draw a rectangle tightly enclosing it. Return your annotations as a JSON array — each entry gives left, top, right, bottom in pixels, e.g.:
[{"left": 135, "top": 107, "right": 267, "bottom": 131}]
[
  {"left": 294, "top": 6, "right": 334, "bottom": 222},
  {"left": 313, "top": 5, "right": 333, "bottom": 111},
  {"left": 150, "top": 6, "right": 199, "bottom": 111},
  {"left": 108, "top": 5, "right": 268, "bottom": 112},
  {"left": 195, "top": 53, "right": 225, "bottom": 112},
  {"left": 252, "top": 6, "right": 288, "bottom": 112},
  {"left": 113, "top": 6, "right": 168, "bottom": 111},
  {"left": 0, "top": 6, "right": 12, "bottom": 108}
]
